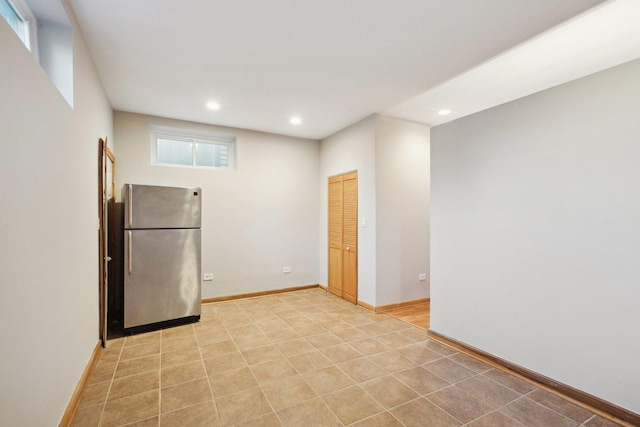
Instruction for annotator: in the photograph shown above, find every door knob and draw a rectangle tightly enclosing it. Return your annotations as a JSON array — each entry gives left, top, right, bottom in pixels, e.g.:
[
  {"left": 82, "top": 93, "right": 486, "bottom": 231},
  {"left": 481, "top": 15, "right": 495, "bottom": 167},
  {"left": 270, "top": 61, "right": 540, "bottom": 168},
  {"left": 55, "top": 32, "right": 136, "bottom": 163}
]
[
  {"left": 346, "top": 246, "right": 350, "bottom": 251},
  {"left": 105, "top": 256, "right": 112, "bottom": 262}
]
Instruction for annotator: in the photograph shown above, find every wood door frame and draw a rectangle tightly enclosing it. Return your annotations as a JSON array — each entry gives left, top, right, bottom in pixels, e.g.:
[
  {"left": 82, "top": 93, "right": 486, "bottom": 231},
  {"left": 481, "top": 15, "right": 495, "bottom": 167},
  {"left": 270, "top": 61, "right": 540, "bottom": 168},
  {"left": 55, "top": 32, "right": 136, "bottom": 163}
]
[{"left": 98, "top": 138, "right": 115, "bottom": 346}]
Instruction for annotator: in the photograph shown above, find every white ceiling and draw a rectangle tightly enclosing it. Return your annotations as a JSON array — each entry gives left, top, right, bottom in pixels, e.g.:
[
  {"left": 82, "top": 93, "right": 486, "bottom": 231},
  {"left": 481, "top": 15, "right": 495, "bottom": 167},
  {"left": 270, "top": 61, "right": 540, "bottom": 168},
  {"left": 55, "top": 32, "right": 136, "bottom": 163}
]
[
  {"left": 385, "top": 0, "right": 640, "bottom": 126},
  {"left": 66, "top": 0, "right": 620, "bottom": 140},
  {"left": 26, "top": 0, "right": 69, "bottom": 26}
]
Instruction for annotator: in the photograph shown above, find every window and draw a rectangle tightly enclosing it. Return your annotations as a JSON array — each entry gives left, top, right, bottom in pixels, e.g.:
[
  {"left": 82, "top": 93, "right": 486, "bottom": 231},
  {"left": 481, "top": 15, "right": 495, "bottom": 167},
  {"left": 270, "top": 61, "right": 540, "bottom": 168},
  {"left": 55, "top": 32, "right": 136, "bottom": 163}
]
[
  {"left": 0, "top": 0, "right": 37, "bottom": 54},
  {"left": 151, "top": 126, "right": 236, "bottom": 170}
]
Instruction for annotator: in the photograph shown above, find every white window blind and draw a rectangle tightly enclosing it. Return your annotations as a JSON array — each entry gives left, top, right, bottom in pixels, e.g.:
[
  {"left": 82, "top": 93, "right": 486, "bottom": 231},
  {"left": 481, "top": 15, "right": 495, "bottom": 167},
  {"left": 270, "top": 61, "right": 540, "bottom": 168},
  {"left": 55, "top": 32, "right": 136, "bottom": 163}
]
[
  {"left": 151, "top": 127, "right": 235, "bottom": 170},
  {"left": 0, "top": 0, "right": 36, "bottom": 53},
  {"left": 0, "top": 0, "right": 26, "bottom": 42},
  {"left": 157, "top": 138, "right": 193, "bottom": 166},
  {"left": 195, "top": 142, "right": 229, "bottom": 168}
]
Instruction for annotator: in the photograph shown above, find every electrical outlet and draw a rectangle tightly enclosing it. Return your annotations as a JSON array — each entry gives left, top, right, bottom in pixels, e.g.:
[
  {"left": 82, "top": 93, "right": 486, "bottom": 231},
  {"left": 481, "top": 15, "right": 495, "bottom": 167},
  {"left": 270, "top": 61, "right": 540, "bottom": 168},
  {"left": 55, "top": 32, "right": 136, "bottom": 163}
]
[
  {"left": 418, "top": 273, "right": 426, "bottom": 281},
  {"left": 203, "top": 273, "right": 213, "bottom": 281},
  {"left": 283, "top": 266, "right": 291, "bottom": 274}
]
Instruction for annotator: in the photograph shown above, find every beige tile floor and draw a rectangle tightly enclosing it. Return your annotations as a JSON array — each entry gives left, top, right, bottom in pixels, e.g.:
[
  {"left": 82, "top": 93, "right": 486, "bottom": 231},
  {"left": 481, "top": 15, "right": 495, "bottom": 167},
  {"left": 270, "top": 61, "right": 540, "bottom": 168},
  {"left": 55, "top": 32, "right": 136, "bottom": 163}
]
[{"left": 72, "top": 289, "right": 621, "bottom": 426}]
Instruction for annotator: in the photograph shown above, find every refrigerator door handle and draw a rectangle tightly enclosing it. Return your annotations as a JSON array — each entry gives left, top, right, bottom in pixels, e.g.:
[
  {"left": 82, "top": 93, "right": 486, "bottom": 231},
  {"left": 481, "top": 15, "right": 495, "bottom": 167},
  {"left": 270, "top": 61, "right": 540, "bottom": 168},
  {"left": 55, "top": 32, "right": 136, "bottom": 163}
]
[
  {"left": 128, "top": 231, "right": 132, "bottom": 273},
  {"left": 127, "top": 184, "right": 133, "bottom": 228}
]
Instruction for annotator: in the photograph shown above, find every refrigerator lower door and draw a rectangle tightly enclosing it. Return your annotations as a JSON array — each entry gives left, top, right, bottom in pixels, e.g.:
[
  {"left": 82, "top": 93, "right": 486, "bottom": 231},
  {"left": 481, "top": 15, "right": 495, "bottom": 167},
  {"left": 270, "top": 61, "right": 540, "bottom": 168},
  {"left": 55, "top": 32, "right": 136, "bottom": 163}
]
[{"left": 124, "top": 228, "right": 201, "bottom": 329}]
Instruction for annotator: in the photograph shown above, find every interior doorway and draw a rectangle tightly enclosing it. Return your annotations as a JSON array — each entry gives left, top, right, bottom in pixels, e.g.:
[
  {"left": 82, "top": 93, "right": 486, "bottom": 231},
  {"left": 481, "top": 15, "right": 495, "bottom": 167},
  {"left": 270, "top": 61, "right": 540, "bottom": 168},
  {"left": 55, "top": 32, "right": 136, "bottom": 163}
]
[
  {"left": 328, "top": 171, "right": 358, "bottom": 304},
  {"left": 98, "top": 138, "right": 116, "bottom": 346}
]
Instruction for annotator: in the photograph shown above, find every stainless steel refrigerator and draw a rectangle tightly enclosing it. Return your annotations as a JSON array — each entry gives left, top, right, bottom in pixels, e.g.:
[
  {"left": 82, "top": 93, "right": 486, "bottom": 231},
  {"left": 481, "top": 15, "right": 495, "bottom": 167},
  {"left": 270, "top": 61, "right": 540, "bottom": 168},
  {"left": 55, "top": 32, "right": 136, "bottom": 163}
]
[{"left": 123, "top": 184, "right": 201, "bottom": 332}]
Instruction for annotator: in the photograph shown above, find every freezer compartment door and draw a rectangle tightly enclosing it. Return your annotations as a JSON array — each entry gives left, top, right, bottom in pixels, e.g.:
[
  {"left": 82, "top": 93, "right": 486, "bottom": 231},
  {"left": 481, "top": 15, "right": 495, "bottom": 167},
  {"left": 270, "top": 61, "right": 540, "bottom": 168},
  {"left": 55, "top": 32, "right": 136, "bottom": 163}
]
[
  {"left": 124, "top": 229, "right": 201, "bottom": 329},
  {"left": 124, "top": 184, "right": 201, "bottom": 229}
]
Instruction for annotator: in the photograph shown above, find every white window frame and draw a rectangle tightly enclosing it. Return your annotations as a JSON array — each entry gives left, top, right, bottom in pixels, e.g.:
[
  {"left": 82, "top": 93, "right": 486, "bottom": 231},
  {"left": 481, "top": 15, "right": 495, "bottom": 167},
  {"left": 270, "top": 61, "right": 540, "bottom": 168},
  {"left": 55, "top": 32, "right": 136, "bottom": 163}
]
[
  {"left": 1, "top": 0, "right": 39, "bottom": 58},
  {"left": 150, "top": 125, "right": 236, "bottom": 171}
]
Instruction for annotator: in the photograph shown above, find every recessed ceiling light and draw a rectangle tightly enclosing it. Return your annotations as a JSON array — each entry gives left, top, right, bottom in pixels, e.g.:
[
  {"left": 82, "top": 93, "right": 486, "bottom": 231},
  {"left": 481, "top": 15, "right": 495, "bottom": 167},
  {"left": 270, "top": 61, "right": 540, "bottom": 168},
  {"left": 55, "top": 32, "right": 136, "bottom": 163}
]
[
  {"left": 437, "top": 109, "right": 451, "bottom": 116},
  {"left": 206, "top": 101, "right": 220, "bottom": 110},
  {"left": 290, "top": 116, "right": 302, "bottom": 125}
]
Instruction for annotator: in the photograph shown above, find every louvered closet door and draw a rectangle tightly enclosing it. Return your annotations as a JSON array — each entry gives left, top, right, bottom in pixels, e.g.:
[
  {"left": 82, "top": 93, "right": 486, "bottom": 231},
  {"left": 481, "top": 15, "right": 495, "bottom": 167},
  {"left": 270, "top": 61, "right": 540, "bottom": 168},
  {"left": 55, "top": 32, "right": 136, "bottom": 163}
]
[
  {"left": 341, "top": 172, "right": 358, "bottom": 304},
  {"left": 328, "top": 176, "right": 343, "bottom": 297},
  {"left": 327, "top": 172, "right": 358, "bottom": 304}
]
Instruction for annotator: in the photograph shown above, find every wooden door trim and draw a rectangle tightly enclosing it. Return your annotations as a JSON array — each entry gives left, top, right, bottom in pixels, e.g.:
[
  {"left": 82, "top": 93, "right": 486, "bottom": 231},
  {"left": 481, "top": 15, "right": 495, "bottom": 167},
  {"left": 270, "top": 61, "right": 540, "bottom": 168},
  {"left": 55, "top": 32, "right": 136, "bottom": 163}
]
[
  {"left": 98, "top": 138, "right": 105, "bottom": 346},
  {"left": 98, "top": 138, "right": 115, "bottom": 346},
  {"left": 104, "top": 145, "right": 115, "bottom": 162}
]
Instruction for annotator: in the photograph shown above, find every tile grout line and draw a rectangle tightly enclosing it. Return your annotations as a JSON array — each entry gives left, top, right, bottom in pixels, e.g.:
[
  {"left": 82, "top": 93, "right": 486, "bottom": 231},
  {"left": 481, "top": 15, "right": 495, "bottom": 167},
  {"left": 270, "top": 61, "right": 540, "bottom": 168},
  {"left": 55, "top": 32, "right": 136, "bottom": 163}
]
[
  {"left": 334, "top": 314, "right": 470, "bottom": 425},
  {"left": 274, "top": 292, "right": 348, "bottom": 425},
  {"left": 580, "top": 414, "right": 598, "bottom": 426},
  {"left": 415, "top": 359, "right": 528, "bottom": 426},
  {"left": 212, "top": 299, "right": 285, "bottom": 425},
  {"left": 193, "top": 320, "right": 221, "bottom": 426},
  {"left": 244, "top": 299, "right": 286, "bottom": 426},
  {"left": 520, "top": 390, "right": 592, "bottom": 426},
  {"left": 458, "top": 408, "right": 520, "bottom": 427},
  {"left": 96, "top": 341, "right": 124, "bottom": 426},
  {"left": 228, "top": 292, "right": 410, "bottom": 424},
  {"left": 297, "top": 297, "right": 405, "bottom": 425},
  {"left": 268, "top": 293, "right": 344, "bottom": 425},
  {"left": 232, "top": 311, "right": 283, "bottom": 426},
  {"left": 422, "top": 390, "right": 470, "bottom": 426}
]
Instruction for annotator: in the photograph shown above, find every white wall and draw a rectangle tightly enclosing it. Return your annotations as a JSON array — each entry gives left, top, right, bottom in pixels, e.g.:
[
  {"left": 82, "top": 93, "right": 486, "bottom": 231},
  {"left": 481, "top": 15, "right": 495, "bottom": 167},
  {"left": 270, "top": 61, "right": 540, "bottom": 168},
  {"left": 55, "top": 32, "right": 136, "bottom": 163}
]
[
  {"left": 319, "top": 116, "right": 377, "bottom": 305},
  {"left": 375, "top": 116, "right": 430, "bottom": 305},
  {"left": 319, "top": 115, "right": 431, "bottom": 308},
  {"left": 114, "top": 112, "right": 320, "bottom": 299},
  {"left": 431, "top": 59, "right": 640, "bottom": 413},
  {"left": 37, "top": 20, "right": 74, "bottom": 107},
  {"left": 0, "top": 1, "right": 113, "bottom": 425}
]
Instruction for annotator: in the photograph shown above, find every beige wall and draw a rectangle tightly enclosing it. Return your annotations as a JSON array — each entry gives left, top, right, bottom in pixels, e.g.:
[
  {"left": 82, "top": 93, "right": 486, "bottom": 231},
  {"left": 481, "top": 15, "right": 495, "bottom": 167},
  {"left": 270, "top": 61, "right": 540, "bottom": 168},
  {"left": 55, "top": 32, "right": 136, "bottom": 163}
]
[
  {"left": 113, "top": 111, "right": 320, "bottom": 298},
  {"left": 431, "top": 59, "right": 640, "bottom": 413},
  {"left": 375, "top": 116, "right": 430, "bottom": 305},
  {"left": 0, "top": 1, "right": 113, "bottom": 424},
  {"left": 319, "top": 116, "right": 377, "bottom": 304},
  {"left": 319, "top": 115, "right": 431, "bottom": 307}
]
